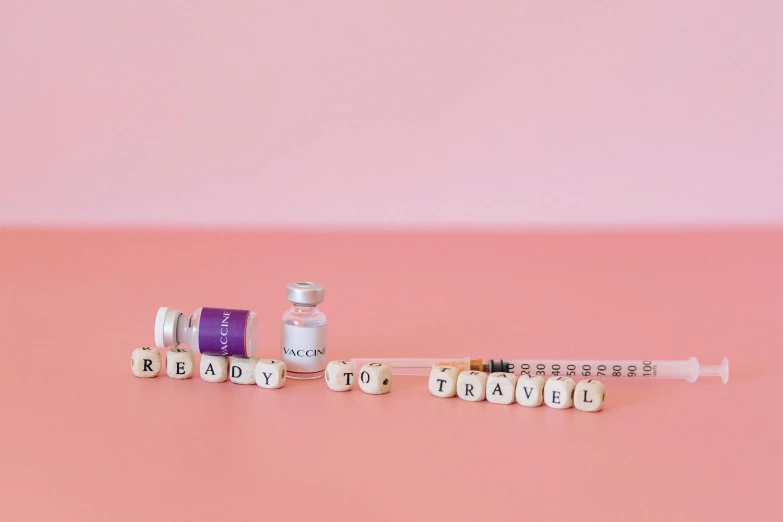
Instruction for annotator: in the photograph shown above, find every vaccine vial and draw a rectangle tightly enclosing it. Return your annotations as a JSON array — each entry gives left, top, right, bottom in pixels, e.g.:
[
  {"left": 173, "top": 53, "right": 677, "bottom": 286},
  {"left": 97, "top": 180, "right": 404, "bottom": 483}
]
[
  {"left": 281, "top": 282, "right": 327, "bottom": 379},
  {"left": 155, "top": 306, "right": 259, "bottom": 357}
]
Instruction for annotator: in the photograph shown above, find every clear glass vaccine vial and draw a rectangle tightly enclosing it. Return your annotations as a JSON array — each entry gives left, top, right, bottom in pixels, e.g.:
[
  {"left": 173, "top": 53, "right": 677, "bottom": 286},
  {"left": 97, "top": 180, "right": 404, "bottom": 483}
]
[
  {"left": 281, "top": 282, "right": 327, "bottom": 379},
  {"left": 155, "top": 306, "right": 259, "bottom": 357}
]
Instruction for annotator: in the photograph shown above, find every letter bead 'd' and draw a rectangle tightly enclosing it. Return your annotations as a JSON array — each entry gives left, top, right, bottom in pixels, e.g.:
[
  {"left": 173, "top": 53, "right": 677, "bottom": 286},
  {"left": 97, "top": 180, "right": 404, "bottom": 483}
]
[
  {"left": 574, "top": 379, "right": 606, "bottom": 412},
  {"left": 486, "top": 373, "right": 518, "bottom": 405},
  {"left": 428, "top": 365, "right": 459, "bottom": 398},
  {"left": 255, "top": 359, "right": 287, "bottom": 389},
  {"left": 515, "top": 374, "right": 545, "bottom": 407},
  {"left": 324, "top": 360, "right": 355, "bottom": 392},
  {"left": 230, "top": 356, "right": 259, "bottom": 385},
  {"left": 544, "top": 376, "right": 576, "bottom": 409},
  {"left": 456, "top": 371, "right": 488, "bottom": 402},
  {"left": 358, "top": 363, "right": 392, "bottom": 395},
  {"left": 200, "top": 354, "right": 229, "bottom": 383},
  {"left": 131, "top": 347, "right": 162, "bottom": 378},
  {"left": 166, "top": 348, "right": 194, "bottom": 379}
]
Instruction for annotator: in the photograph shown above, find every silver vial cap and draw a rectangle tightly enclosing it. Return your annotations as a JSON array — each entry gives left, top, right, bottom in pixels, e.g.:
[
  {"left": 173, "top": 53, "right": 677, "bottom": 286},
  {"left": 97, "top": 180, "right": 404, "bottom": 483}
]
[{"left": 286, "top": 281, "right": 325, "bottom": 305}]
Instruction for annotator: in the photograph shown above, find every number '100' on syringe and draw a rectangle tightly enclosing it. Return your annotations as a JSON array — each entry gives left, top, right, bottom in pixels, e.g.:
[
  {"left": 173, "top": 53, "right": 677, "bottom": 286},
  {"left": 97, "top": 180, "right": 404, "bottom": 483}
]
[{"left": 349, "top": 357, "right": 729, "bottom": 383}]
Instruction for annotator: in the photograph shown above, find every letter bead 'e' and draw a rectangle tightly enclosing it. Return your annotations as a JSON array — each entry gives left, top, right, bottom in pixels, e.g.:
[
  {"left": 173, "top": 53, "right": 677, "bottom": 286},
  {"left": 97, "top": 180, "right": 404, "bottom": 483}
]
[
  {"left": 486, "top": 373, "right": 518, "bottom": 404},
  {"left": 166, "top": 348, "right": 194, "bottom": 379},
  {"left": 255, "top": 359, "right": 287, "bottom": 389},
  {"left": 544, "top": 376, "right": 576, "bottom": 409},
  {"left": 574, "top": 380, "right": 605, "bottom": 412},
  {"left": 325, "top": 360, "right": 355, "bottom": 391},
  {"left": 456, "top": 371, "right": 488, "bottom": 402},
  {"left": 428, "top": 365, "right": 459, "bottom": 398},
  {"left": 131, "top": 347, "right": 162, "bottom": 378},
  {"left": 358, "top": 363, "right": 392, "bottom": 395}
]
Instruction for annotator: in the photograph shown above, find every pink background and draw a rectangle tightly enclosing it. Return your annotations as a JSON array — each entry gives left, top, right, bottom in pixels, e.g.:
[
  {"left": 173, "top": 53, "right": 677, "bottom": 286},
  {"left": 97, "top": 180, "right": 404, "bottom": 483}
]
[
  {"left": 1, "top": 1, "right": 782, "bottom": 226},
  {"left": 1, "top": 230, "right": 781, "bottom": 521},
  {"left": 1, "top": 2, "right": 782, "bottom": 520}
]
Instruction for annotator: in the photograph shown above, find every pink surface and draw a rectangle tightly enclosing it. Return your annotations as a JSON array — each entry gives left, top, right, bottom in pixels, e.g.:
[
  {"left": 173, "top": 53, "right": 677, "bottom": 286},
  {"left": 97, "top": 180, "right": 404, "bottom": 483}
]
[
  {"left": 1, "top": 2, "right": 782, "bottom": 226},
  {"left": 0, "top": 229, "right": 780, "bottom": 520}
]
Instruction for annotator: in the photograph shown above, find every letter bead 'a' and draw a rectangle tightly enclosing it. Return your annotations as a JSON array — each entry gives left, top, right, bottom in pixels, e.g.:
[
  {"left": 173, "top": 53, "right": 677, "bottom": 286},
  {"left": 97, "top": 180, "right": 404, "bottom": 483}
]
[
  {"left": 166, "top": 348, "right": 194, "bottom": 379},
  {"left": 486, "top": 372, "right": 518, "bottom": 405},
  {"left": 200, "top": 354, "right": 229, "bottom": 383},
  {"left": 456, "top": 371, "right": 488, "bottom": 402},
  {"left": 131, "top": 347, "right": 162, "bottom": 378},
  {"left": 428, "top": 365, "right": 459, "bottom": 398},
  {"left": 255, "top": 359, "right": 287, "bottom": 389},
  {"left": 574, "top": 379, "right": 605, "bottom": 412},
  {"left": 544, "top": 376, "right": 576, "bottom": 409},
  {"left": 358, "top": 363, "right": 392, "bottom": 395},
  {"left": 325, "top": 360, "right": 355, "bottom": 391}
]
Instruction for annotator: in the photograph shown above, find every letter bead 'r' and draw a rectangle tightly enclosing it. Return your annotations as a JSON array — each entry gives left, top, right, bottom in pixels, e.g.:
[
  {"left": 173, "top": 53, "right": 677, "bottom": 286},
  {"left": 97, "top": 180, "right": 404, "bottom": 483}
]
[
  {"left": 131, "top": 347, "right": 162, "bottom": 378},
  {"left": 456, "top": 371, "right": 488, "bottom": 402}
]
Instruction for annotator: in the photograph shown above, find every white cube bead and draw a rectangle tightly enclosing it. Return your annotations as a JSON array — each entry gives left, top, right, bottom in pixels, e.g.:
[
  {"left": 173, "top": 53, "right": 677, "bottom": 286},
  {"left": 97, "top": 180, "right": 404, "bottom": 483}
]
[
  {"left": 200, "top": 354, "right": 229, "bottom": 383},
  {"left": 544, "top": 376, "right": 576, "bottom": 409},
  {"left": 486, "top": 373, "right": 518, "bottom": 405},
  {"left": 456, "top": 371, "right": 487, "bottom": 402},
  {"left": 256, "top": 359, "right": 287, "bottom": 389},
  {"left": 131, "top": 347, "right": 161, "bottom": 378},
  {"left": 515, "top": 374, "right": 545, "bottom": 407},
  {"left": 166, "top": 348, "right": 194, "bottom": 379},
  {"left": 574, "top": 379, "right": 606, "bottom": 412},
  {"left": 230, "top": 356, "right": 259, "bottom": 384},
  {"left": 358, "top": 363, "right": 392, "bottom": 395},
  {"left": 428, "top": 365, "right": 459, "bottom": 398},
  {"left": 325, "top": 360, "right": 355, "bottom": 391}
]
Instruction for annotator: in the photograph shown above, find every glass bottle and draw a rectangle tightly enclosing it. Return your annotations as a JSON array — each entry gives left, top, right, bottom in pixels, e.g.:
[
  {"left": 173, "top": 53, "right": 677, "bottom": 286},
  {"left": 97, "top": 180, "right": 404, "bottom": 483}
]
[
  {"left": 281, "top": 282, "right": 327, "bottom": 379},
  {"left": 155, "top": 306, "right": 258, "bottom": 357}
]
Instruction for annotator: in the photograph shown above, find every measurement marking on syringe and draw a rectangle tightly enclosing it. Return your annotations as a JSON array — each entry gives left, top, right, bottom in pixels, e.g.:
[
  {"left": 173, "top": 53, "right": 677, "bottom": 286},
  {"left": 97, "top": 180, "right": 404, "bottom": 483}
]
[{"left": 514, "top": 361, "right": 657, "bottom": 379}]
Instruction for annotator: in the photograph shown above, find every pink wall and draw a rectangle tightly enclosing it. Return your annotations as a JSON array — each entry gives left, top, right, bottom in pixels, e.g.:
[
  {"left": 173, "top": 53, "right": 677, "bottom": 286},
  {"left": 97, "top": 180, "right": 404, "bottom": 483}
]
[{"left": 1, "top": 1, "right": 781, "bottom": 227}]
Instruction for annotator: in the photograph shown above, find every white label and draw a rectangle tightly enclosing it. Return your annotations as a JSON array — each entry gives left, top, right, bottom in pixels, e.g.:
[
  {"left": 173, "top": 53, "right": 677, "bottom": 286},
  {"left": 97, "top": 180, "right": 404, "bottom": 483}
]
[{"left": 280, "top": 323, "right": 327, "bottom": 374}]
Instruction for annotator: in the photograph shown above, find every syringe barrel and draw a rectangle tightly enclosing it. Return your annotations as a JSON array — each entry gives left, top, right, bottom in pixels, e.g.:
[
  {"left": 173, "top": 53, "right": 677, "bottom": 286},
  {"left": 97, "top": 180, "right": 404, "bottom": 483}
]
[
  {"left": 492, "top": 359, "right": 666, "bottom": 380},
  {"left": 491, "top": 357, "right": 728, "bottom": 383},
  {"left": 351, "top": 356, "right": 728, "bottom": 383}
]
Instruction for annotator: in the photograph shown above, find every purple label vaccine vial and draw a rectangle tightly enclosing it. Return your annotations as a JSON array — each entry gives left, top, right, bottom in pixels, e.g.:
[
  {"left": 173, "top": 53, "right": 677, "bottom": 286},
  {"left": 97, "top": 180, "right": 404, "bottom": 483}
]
[{"left": 155, "top": 306, "right": 259, "bottom": 357}]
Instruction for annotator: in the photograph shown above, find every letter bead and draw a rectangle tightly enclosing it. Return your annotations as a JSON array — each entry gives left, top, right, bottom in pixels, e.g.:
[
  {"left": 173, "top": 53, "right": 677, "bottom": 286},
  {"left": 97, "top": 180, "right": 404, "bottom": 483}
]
[
  {"left": 515, "top": 374, "right": 545, "bottom": 407},
  {"left": 544, "top": 376, "right": 576, "bottom": 409},
  {"left": 229, "top": 356, "right": 259, "bottom": 385},
  {"left": 166, "top": 348, "right": 194, "bottom": 379},
  {"left": 255, "top": 359, "right": 287, "bottom": 389},
  {"left": 428, "top": 365, "right": 459, "bottom": 398},
  {"left": 486, "top": 372, "right": 518, "bottom": 405},
  {"left": 358, "top": 363, "right": 392, "bottom": 395},
  {"left": 574, "top": 379, "right": 606, "bottom": 412},
  {"left": 200, "top": 354, "right": 229, "bottom": 383},
  {"left": 456, "top": 371, "right": 488, "bottom": 402},
  {"left": 325, "top": 360, "right": 355, "bottom": 392},
  {"left": 131, "top": 347, "right": 162, "bottom": 378}
]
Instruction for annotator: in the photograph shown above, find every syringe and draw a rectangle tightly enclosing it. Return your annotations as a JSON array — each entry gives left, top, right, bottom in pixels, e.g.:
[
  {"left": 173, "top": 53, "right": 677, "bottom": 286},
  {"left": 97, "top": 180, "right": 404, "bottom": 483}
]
[{"left": 350, "top": 356, "right": 729, "bottom": 383}]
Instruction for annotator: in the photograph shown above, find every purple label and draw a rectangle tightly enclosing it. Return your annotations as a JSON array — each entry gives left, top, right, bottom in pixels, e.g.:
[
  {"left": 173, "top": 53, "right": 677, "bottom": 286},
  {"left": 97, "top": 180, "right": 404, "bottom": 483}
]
[{"left": 198, "top": 307, "right": 250, "bottom": 357}]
